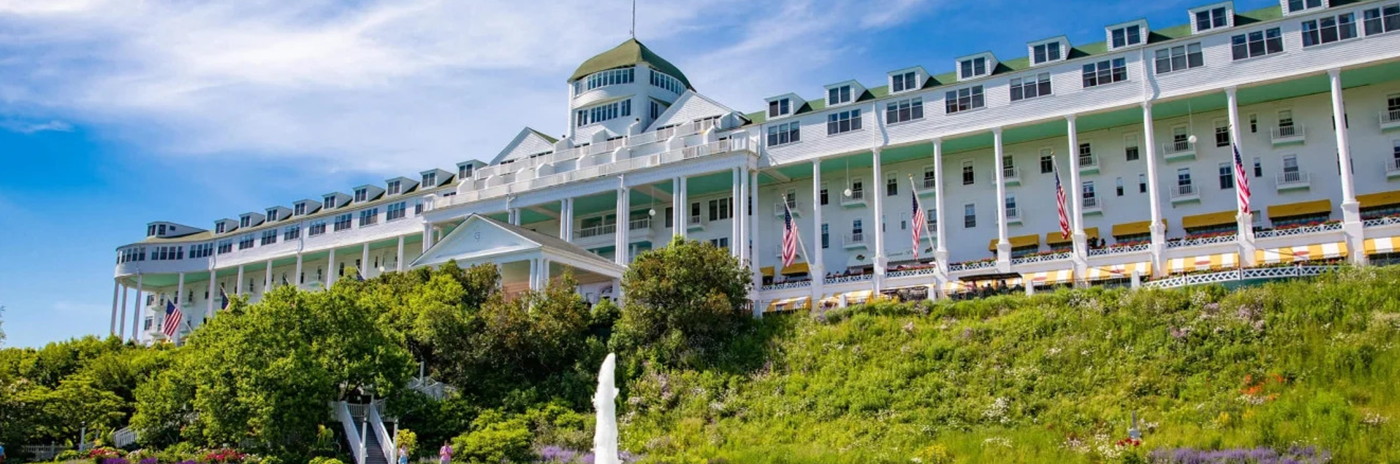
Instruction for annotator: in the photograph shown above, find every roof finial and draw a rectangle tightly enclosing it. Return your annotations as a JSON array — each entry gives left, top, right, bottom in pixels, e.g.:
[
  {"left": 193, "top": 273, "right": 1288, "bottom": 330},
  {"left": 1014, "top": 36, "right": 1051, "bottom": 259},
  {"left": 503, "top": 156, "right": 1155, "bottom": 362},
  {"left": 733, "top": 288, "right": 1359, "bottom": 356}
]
[{"left": 630, "top": 0, "right": 637, "bottom": 39}]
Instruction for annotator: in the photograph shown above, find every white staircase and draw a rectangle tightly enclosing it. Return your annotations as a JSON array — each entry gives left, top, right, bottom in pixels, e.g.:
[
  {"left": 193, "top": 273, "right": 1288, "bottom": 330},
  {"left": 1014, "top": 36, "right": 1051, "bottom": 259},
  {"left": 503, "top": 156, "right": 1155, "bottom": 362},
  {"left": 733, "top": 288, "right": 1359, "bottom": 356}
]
[{"left": 333, "top": 400, "right": 395, "bottom": 464}]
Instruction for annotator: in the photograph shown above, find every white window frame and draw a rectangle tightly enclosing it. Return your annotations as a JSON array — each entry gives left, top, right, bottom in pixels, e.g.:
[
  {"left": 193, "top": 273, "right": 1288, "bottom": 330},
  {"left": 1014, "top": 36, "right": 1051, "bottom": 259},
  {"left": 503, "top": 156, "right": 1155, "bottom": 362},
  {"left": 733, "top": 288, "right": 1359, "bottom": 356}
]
[
  {"left": 1010, "top": 72, "right": 1052, "bottom": 102},
  {"left": 956, "top": 53, "right": 994, "bottom": 80},
  {"left": 1107, "top": 21, "right": 1147, "bottom": 49},
  {"left": 1302, "top": 12, "right": 1359, "bottom": 47},
  {"left": 1191, "top": 3, "right": 1233, "bottom": 33},
  {"left": 1154, "top": 42, "right": 1204, "bottom": 75},
  {"left": 1029, "top": 37, "right": 1066, "bottom": 65},
  {"left": 826, "top": 84, "right": 853, "bottom": 106},
  {"left": 767, "top": 97, "right": 793, "bottom": 118},
  {"left": 1283, "top": 0, "right": 1326, "bottom": 15},
  {"left": 889, "top": 69, "right": 922, "bottom": 93}
]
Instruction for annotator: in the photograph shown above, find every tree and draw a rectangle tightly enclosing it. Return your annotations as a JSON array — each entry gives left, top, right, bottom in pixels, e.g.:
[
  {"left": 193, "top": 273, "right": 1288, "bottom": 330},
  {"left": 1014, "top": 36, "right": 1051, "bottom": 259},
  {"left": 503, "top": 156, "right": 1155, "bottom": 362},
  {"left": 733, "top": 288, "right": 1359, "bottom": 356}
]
[
  {"left": 612, "top": 238, "right": 752, "bottom": 369},
  {"left": 1, "top": 305, "right": 6, "bottom": 348}
]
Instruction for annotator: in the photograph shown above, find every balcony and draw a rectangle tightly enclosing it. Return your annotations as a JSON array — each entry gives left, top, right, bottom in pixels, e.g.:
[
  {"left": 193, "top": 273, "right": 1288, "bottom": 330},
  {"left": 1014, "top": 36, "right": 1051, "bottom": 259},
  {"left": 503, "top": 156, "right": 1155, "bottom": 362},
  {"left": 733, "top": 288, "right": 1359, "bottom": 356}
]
[
  {"left": 1170, "top": 184, "right": 1199, "bottom": 204},
  {"left": 1162, "top": 140, "right": 1196, "bottom": 162},
  {"left": 1387, "top": 158, "right": 1400, "bottom": 179},
  {"left": 1381, "top": 109, "right": 1400, "bottom": 131},
  {"left": 917, "top": 177, "right": 937, "bottom": 197},
  {"left": 1082, "top": 196, "right": 1102, "bottom": 214},
  {"left": 1001, "top": 167, "right": 1021, "bottom": 186},
  {"left": 840, "top": 190, "right": 868, "bottom": 208},
  {"left": 843, "top": 233, "right": 867, "bottom": 249},
  {"left": 687, "top": 215, "right": 705, "bottom": 232},
  {"left": 1078, "top": 153, "right": 1100, "bottom": 175},
  {"left": 1271, "top": 124, "right": 1305, "bottom": 146},
  {"left": 575, "top": 223, "right": 616, "bottom": 239},
  {"left": 773, "top": 201, "right": 801, "bottom": 217},
  {"left": 1275, "top": 171, "right": 1310, "bottom": 191},
  {"left": 628, "top": 217, "right": 652, "bottom": 231},
  {"left": 1006, "top": 206, "right": 1022, "bottom": 224}
]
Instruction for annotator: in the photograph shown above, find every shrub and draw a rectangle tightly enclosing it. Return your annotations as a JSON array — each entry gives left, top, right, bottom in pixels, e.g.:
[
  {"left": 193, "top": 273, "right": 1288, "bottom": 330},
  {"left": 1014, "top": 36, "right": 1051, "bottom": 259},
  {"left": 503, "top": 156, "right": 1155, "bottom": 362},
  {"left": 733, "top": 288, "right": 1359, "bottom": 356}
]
[
  {"left": 450, "top": 410, "right": 534, "bottom": 464},
  {"left": 308, "top": 457, "right": 346, "bottom": 464}
]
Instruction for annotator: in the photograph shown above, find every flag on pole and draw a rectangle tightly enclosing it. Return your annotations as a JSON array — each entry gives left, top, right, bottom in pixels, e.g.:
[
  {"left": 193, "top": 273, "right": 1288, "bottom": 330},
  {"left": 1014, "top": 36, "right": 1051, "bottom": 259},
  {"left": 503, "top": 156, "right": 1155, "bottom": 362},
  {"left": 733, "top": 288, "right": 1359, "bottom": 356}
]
[
  {"left": 909, "top": 179, "right": 928, "bottom": 260},
  {"left": 1053, "top": 156, "right": 1071, "bottom": 239},
  {"left": 219, "top": 286, "right": 229, "bottom": 310},
  {"left": 1233, "top": 144, "right": 1251, "bottom": 214},
  {"left": 161, "top": 300, "right": 183, "bottom": 338},
  {"left": 781, "top": 196, "right": 800, "bottom": 268}
]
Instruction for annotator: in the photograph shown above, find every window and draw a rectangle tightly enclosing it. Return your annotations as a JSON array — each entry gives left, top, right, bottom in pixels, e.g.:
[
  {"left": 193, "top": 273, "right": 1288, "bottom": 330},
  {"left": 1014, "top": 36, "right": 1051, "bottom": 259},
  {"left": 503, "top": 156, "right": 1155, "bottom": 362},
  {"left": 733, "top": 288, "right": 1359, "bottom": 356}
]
[
  {"left": 324, "top": 197, "right": 336, "bottom": 210},
  {"left": 820, "top": 184, "right": 829, "bottom": 206},
  {"left": 294, "top": 203, "right": 306, "bottom": 216},
  {"left": 216, "top": 222, "right": 227, "bottom": 234},
  {"left": 217, "top": 240, "right": 233, "bottom": 254},
  {"left": 359, "top": 208, "right": 379, "bottom": 227},
  {"left": 886, "top": 97, "right": 924, "bottom": 124},
  {"left": 1364, "top": 4, "right": 1400, "bottom": 35},
  {"left": 708, "top": 198, "right": 732, "bottom": 221},
  {"left": 1040, "top": 150, "right": 1054, "bottom": 174},
  {"left": 334, "top": 214, "right": 352, "bottom": 231},
  {"left": 261, "top": 230, "right": 278, "bottom": 246},
  {"left": 1139, "top": 174, "right": 1147, "bottom": 193},
  {"left": 1279, "top": 110, "right": 1295, "bottom": 129},
  {"left": 827, "top": 85, "right": 852, "bottom": 105},
  {"left": 962, "top": 161, "right": 975, "bottom": 185},
  {"left": 239, "top": 234, "right": 254, "bottom": 250},
  {"left": 1002, "top": 155, "right": 1016, "bottom": 178},
  {"left": 1215, "top": 120, "right": 1231, "bottom": 147},
  {"left": 1111, "top": 25, "right": 1142, "bottom": 48},
  {"left": 1078, "top": 143, "right": 1094, "bottom": 166},
  {"left": 191, "top": 243, "right": 213, "bottom": 259},
  {"left": 1393, "top": 139, "right": 1400, "bottom": 165},
  {"left": 821, "top": 224, "right": 830, "bottom": 249},
  {"left": 1116, "top": 177, "right": 1125, "bottom": 196},
  {"left": 1254, "top": 157, "right": 1263, "bottom": 177},
  {"left": 459, "top": 164, "right": 474, "bottom": 180},
  {"left": 709, "top": 238, "right": 730, "bottom": 249},
  {"left": 1177, "top": 168, "right": 1193, "bottom": 189},
  {"left": 1125, "top": 134, "right": 1141, "bottom": 161},
  {"left": 309, "top": 221, "right": 327, "bottom": 236},
  {"left": 414, "top": 200, "right": 424, "bottom": 215},
  {"left": 851, "top": 179, "right": 865, "bottom": 199},
  {"left": 768, "top": 98, "right": 791, "bottom": 118},
  {"left": 1288, "top": 0, "right": 1324, "bottom": 13},
  {"left": 1155, "top": 43, "right": 1204, "bottom": 74},
  {"left": 1282, "top": 155, "right": 1300, "bottom": 175},
  {"left": 964, "top": 204, "right": 977, "bottom": 228},
  {"left": 1005, "top": 194, "right": 1018, "bottom": 217},
  {"left": 959, "top": 57, "right": 987, "bottom": 79},
  {"left": 768, "top": 122, "right": 801, "bottom": 146},
  {"left": 891, "top": 71, "right": 919, "bottom": 92},
  {"left": 1082, "top": 58, "right": 1128, "bottom": 88},
  {"left": 922, "top": 167, "right": 937, "bottom": 189},
  {"left": 422, "top": 172, "right": 437, "bottom": 186},
  {"left": 1232, "top": 28, "right": 1284, "bottom": 60},
  {"left": 240, "top": 216, "right": 251, "bottom": 228},
  {"left": 387, "top": 202, "right": 407, "bottom": 221},
  {"left": 385, "top": 180, "right": 400, "bottom": 195},
  {"left": 852, "top": 219, "right": 863, "bottom": 241},
  {"left": 1033, "top": 42, "right": 1061, "bottom": 64},
  {"left": 945, "top": 85, "right": 984, "bottom": 114},
  {"left": 1173, "top": 126, "right": 1190, "bottom": 148},
  {"left": 1010, "top": 72, "right": 1052, "bottom": 101},
  {"left": 354, "top": 188, "right": 368, "bottom": 202},
  {"left": 1196, "top": 7, "right": 1229, "bottom": 31},
  {"left": 925, "top": 209, "right": 937, "bottom": 230},
  {"left": 578, "top": 100, "right": 632, "bottom": 126},
  {"left": 649, "top": 69, "right": 684, "bottom": 94},
  {"left": 578, "top": 67, "right": 634, "bottom": 92},
  {"left": 1082, "top": 181, "right": 1096, "bottom": 202},
  {"left": 886, "top": 175, "right": 899, "bottom": 196},
  {"left": 1303, "top": 14, "right": 1358, "bottom": 47},
  {"left": 284, "top": 225, "right": 300, "bottom": 241},
  {"left": 1249, "top": 114, "right": 1258, "bottom": 133},
  {"left": 827, "top": 109, "right": 863, "bottom": 135},
  {"left": 1219, "top": 163, "right": 1234, "bottom": 189}
]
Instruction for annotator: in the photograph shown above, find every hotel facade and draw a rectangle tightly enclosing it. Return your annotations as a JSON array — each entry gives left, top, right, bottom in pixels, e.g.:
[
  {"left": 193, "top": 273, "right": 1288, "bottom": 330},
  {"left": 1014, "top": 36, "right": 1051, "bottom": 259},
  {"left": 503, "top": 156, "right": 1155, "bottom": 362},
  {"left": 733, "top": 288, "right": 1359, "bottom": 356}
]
[{"left": 113, "top": 0, "right": 1400, "bottom": 342}]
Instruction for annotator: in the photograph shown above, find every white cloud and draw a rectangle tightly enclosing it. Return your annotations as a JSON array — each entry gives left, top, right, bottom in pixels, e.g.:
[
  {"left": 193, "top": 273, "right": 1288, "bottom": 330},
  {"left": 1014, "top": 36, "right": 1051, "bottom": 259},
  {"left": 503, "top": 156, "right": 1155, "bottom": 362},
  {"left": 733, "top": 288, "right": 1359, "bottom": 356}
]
[
  {"left": 0, "top": 0, "right": 938, "bottom": 174},
  {"left": 0, "top": 119, "right": 73, "bottom": 133}
]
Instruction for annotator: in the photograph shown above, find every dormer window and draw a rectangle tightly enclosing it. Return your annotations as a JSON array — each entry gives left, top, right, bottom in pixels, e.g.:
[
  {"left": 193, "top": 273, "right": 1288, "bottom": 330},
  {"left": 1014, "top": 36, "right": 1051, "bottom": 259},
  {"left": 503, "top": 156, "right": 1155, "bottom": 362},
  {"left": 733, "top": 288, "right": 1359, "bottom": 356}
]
[
  {"left": 1287, "top": 0, "right": 1324, "bottom": 14},
  {"left": 266, "top": 209, "right": 278, "bottom": 221},
  {"left": 827, "top": 85, "right": 852, "bottom": 106},
  {"left": 148, "top": 224, "right": 157, "bottom": 236},
  {"left": 240, "top": 217, "right": 251, "bottom": 228},
  {"left": 1111, "top": 24, "right": 1143, "bottom": 48},
  {"left": 354, "top": 188, "right": 368, "bottom": 202},
  {"left": 768, "top": 98, "right": 791, "bottom": 118},
  {"left": 959, "top": 57, "right": 987, "bottom": 79},
  {"left": 387, "top": 181, "right": 400, "bottom": 195},
  {"left": 1032, "top": 42, "right": 1062, "bottom": 64},
  {"left": 216, "top": 222, "right": 227, "bottom": 234},
  {"left": 1195, "top": 7, "right": 1229, "bottom": 32},
  {"left": 891, "top": 71, "right": 918, "bottom": 93},
  {"left": 459, "top": 165, "right": 474, "bottom": 180},
  {"left": 295, "top": 203, "right": 306, "bottom": 216},
  {"left": 324, "top": 197, "right": 335, "bottom": 210},
  {"left": 422, "top": 172, "right": 437, "bottom": 186}
]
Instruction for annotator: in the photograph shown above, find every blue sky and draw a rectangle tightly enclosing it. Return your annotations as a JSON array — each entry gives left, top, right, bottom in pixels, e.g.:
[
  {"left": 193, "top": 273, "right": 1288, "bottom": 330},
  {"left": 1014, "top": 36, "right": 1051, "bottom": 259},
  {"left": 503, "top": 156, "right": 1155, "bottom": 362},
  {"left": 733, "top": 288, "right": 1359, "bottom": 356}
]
[{"left": 0, "top": 0, "right": 1278, "bottom": 348}]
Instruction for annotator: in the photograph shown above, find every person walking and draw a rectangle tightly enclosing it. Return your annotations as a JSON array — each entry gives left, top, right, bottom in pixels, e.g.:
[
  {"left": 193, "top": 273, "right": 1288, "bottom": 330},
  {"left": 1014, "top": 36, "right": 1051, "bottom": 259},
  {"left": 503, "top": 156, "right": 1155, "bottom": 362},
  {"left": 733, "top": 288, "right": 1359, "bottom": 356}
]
[
  {"left": 438, "top": 441, "right": 452, "bottom": 464},
  {"left": 397, "top": 445, "right": 409, "bottom": 464},
  {"left": 0, "top": 441, "right": 7, "bottom": 464}
]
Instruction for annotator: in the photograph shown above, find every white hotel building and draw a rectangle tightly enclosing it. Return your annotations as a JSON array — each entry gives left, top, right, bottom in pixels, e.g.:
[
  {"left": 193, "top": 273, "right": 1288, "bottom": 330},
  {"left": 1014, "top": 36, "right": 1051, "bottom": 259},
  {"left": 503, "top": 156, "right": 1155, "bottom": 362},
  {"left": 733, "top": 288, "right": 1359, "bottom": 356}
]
[{"left": 113, "top": 0, "right": 1400, "bottom": 341}]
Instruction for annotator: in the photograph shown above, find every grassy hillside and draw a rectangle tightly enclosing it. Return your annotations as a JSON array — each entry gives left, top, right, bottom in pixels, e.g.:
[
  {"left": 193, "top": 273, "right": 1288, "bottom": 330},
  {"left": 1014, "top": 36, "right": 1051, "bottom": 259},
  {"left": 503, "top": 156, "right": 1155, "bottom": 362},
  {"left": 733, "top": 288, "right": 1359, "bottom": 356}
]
[{"left": 619, "top": 268, "right": 1400, "bottom": 463}]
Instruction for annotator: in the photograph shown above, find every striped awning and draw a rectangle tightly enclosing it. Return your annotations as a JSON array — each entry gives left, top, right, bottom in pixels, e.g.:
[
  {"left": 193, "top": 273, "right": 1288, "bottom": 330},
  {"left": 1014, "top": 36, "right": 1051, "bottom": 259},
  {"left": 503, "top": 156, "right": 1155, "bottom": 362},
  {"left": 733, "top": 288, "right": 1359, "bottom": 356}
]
[
  {"left": 766, "top": 296, "right": 810, "bottom": 313},
  {"left": 1047, "top": 227, "right": 1100, "bottom": 246},
  {"left": 1364, "top": 235, "right": 1400, "bottom": 255},
  {"left": 1254, "top": 242, "right": 1348, "bottom": 264},
  {"left": 1166, "top": 252, "right": 1239, "bottom": 274},
  {"left": 1084, "top": 261, "right": 1152, "bottom": 281},
  {"left": 1022, "top": 269, "right": 1073, "bottom": 286},
  {"left": 1182, "top": 210, "right": 1236, "bottom": 230}
]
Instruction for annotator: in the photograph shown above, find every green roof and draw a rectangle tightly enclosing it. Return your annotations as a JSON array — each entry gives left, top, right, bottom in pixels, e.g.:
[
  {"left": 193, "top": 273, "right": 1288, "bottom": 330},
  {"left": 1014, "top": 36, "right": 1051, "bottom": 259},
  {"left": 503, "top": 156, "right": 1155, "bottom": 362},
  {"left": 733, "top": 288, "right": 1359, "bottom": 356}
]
[
  {"left": 527, "top": 128, "right": 559, "bottom": 144},
  {"left": 569, "top": 39, "right": 693, "bottom": 90}
]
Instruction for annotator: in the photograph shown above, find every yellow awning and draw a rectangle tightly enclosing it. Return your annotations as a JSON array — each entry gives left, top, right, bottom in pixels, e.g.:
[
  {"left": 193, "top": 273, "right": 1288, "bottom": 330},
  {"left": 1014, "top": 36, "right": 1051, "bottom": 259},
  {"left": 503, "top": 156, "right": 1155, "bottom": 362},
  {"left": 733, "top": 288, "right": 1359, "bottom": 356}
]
[
  {"left": 1364, "top": 235, "right": 1400, "bottom": 255},
  {"left": 761, "top": 263, "right": 810, "bottom": 277},
  {"left": 1085, "top": 261, "right": 1152, "bottom": 281},
  {"left": 1046, "top": 227, "right": 1100, "bottom": 246},
  {"left": 1182, "top": 210, "right": 1237, "bottom": 230},
  {"left": 1166, "top": 252, "right": 1239, "bottom": 274},
  {"left": 989, "top": 234, "right": 1041, "bottom": 251},
  {"left": 942, "top": 281, "right": 972, "bottom": 294},
  {"left": 761, "top": 266, "right": 774, "bottom": 277},
  {"left": 1255, "top": 242, "right": 1348, "bottom": 264},
  {"left": 1112, "top": 220, "right": 1165, "bottom": 237},
  {"left": 1266, "top": 199, "right": 1331, "bottom": 219},
  {"left": 1358, "top": 190, "right": 1400, "bottom": 209},
  {"left": 765, "top": 296, "right": 810, "bottom": 313},
  {"left": 1022, "top": 269, "right": 1073, "bottom": 286}
]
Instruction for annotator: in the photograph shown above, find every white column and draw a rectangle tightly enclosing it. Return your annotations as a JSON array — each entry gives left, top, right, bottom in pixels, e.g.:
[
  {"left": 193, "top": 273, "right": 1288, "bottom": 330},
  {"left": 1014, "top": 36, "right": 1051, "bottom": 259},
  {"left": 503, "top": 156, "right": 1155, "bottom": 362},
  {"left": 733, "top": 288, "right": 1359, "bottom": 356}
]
[
  {"left": 118, "top": 284, "right": 128, "bottom": 340},
  {"left": 1226, "top": 87, "right": 1257, "bottom": 267},
  {"left": 933, "top": 139, "right": 949, "bottom": 274},
  {"left": 750, "top": 170, "right": 763, "bottom": 312},
  {"left": 671, "top": 178, "right": 682, "bottom": 239},
  {"left": 326, "top": 248, "right": 337, "bottom": 287},
  {"left": 361, "top": 243, "right": 370, "bottom": 278},
  {"left": 235, "top": 265, "right": 245, "bottom": 296},
  {"left": 110, "top": 280, "right": 120, "bottom": 336},
  {"left": 740, "top": 168, "right": 751, "bottom": 267},
  {"left": 264, "top": 260, "right": 273, "bottom": 291},
  {"left": 1329, "top": 68, "right": 1366, "bottom": 265},
  {"left": 731, "top": 167, "right": 742, "bottom": 257},
  {"left": 1066, "top": 116, "right": 1088, "bottom": 283},
  {"left": 615, "top": 186, "right": 629, "bottom": 265},
  {"left": 422, "top": 223, "right": 434, "bottom": 253},
  {"left": 871, "top": 148, "right": 887, "bottom": 290},
  {"left": 396, "top": 236, "right": 405, "bottom": 272},
  {"left": 131, "top": 273, "right": 143, "bottom": 342},
  {"left": 528, "top": 258, "right": 538, "bottom": 290},
  {"left": 206, "top": 269, "right": 216, "bottom": 318},
  {"left": 677, "top": 177, "right": 688, "bottom": 240},
  {"left": 992, "top": 128, "right": 1010, "bottom": 270},
  {"left": 176, "top": 272, "right": 185, "bottom": 309},
  {"left": 810, "top": 159, "right": 824, "bottom": 303},
  {"left": 295, "top": 254, "right": 304, "bottom": 287},
  {"left": 1142, "top": 103, "right": 1167, "bottom": 275},
  {"left": 509, "top": 208, "right": 521, "bottom": 226},
  {"left": 560, "top": 199, "right": 573, "bottom": 241}
]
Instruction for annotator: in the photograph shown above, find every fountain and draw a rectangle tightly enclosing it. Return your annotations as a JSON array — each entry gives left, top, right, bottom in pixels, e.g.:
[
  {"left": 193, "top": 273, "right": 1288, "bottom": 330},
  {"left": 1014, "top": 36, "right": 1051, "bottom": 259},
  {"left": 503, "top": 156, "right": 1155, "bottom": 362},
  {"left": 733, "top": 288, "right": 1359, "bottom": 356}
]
[{"left": 593, "top": 353, "right": 619, "bottom": 464}]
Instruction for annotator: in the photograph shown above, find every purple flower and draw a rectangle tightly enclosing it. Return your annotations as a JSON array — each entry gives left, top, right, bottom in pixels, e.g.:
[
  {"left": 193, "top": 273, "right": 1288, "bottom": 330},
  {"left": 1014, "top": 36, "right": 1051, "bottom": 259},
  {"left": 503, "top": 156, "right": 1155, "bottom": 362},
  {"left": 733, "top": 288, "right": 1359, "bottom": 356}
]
[
  {"left": 139, "top": 458, "right": 159, "bottom": 464},
  {"left": 100, "top": 458, "right": 130, "bottom": 464}
]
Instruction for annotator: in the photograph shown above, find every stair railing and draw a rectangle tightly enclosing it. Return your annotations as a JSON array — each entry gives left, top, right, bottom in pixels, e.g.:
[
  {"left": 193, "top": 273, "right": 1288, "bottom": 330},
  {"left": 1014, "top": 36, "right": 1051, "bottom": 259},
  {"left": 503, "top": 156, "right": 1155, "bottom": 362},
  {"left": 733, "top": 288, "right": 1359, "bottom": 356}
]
[
  {"left": 332, "top": 401, "right": 365, "bottom": 464},
  {"left": 368, "top": 401, "right": 396, "bottom": 464}
]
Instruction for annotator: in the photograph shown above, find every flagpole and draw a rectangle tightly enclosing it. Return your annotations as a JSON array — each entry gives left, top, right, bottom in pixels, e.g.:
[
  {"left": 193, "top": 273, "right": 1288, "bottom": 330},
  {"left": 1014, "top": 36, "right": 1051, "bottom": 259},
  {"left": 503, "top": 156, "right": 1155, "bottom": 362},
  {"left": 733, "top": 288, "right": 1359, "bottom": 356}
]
[{"left": 908, "top": 175, "right": 935, "bottom": 263}]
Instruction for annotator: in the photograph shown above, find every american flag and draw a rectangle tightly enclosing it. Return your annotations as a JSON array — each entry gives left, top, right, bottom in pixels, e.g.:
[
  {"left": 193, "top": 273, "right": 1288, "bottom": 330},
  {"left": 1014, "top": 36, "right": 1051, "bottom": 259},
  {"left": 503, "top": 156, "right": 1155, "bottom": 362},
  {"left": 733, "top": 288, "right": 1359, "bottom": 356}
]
[
  {"left": 910, "top": 181, "right": 927, "bottom": 260},
  {"left": 1233, "top": 144, "right": 1251, "bottom": 214},
  {"left": 219, "top": 286, "right": 229, "bottom": 310},
  {"left": 781, "top": 197, "right": 800, "bottom": 268},
  {"left": 1053, "top": 157, "right": 1070, "bottom": 239},
  {"left": 161, "top": 299, "right": 183, "bottom": 338}
]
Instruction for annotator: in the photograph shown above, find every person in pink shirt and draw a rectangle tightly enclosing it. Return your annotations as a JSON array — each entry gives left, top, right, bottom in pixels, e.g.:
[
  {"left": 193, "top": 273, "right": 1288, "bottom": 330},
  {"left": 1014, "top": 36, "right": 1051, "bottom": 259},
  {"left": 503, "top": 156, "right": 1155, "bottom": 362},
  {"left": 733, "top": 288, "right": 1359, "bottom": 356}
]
[{"left": 439, "top": 441, "right": 453, "bottom": 464}]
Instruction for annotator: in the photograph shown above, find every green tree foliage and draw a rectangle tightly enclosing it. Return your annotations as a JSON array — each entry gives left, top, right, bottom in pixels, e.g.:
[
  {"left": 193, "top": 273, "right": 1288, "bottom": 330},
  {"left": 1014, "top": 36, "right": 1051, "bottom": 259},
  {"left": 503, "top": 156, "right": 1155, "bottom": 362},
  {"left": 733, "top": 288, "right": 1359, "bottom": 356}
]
[
  {"left": 613, "top": 238, "right": 752, "bottom": 369},
  {"left": 450, "top": 410, "right": 534, "bottom": 464},
  {"left": 131, "top": 285, "right": 413, "bottom": 459}
]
